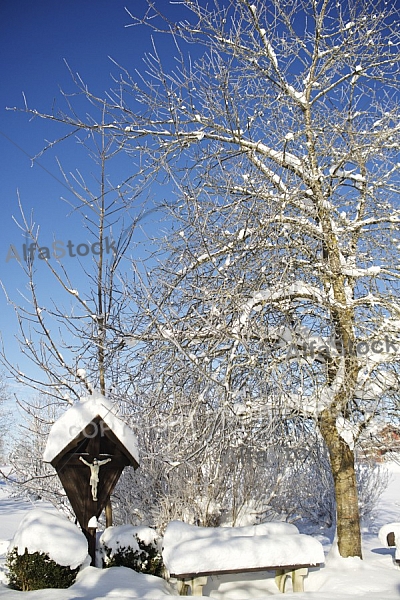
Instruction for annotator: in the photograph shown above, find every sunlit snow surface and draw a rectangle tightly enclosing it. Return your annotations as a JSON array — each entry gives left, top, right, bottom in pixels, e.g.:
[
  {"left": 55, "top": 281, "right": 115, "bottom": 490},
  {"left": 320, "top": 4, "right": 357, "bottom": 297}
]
[
  {"left": 162, "top": 520, "right": 324, "bottom": 575},
  {"left": 0, "top": 461, "right": 399, "bottom": 598},
  {"left": 9, "top": 508, "right": 88, "bottom": 569},
  {"left": 99, "top": 524, "right": 160, "bottom": 557}
]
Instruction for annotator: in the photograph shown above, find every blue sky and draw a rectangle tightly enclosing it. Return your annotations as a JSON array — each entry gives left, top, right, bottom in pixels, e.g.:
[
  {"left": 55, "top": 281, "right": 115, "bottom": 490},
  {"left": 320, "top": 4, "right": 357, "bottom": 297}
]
[{"left": 0, "top": 0, "right": 178, "bottom": 402}]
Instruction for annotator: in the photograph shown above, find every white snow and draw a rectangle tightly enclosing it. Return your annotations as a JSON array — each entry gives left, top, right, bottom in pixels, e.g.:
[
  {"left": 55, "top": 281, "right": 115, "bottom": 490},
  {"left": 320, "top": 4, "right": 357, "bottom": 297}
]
[
  {"left": 342, "top": 266, "right": 380, "bottom": 277},
  {"left": 100, "top": 525, "right": 140, "bottom": 555},
  {"left": 70, "top": 566, "right": 173, "bottom": 597},
  {"left": 259, "top": 30, "right": 278, "bottom": 70},
  {"left": 9, "top": 509, "right": 88, "bottom": 569},
  {"left": 43, "top": 391, "right": 139, "bottom": 465},
  {"left": 0, "top": 462, "right": 400, "bottom": 598},
  {"left": 336, "top": 417, "right": 359, "bottom": 450},
  {"left": 2, "top": 566, "right": 173, "bottom": 597},
  {"left": 100, "top": 525, "right": 160, "bottom": 556},
  {"left": 132, "top": 526, "right": 160, "bottom": 548},
  {"left": 165, "top": 521, "right": 298, "bottom": 543},
  {"left": 162, "top": 521, "right": 324, "bottom": 575},
  {"left": 88, "top": 516, "right": 98, "bottom": 528},
  {"left": 355, "top": 366, "right": 397, "bottom": 400},
  {"left": 287, "top": 85, "right": 307, "bottom": 105}
]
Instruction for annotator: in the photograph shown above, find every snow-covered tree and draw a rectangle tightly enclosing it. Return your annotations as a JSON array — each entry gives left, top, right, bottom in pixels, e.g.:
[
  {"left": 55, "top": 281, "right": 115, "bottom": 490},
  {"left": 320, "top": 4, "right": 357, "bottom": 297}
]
[
  {"left": 7, "top": 395, "right": 66, "bottom": 509},
  {"left": 1, "top": 115, "right": 145, "bottom": 401},
  {"left": 0, "top": 114, "right": 148, "bottom": 520},
  {"left": 0, "top": 374, "right": 11, "bottom": 464},
  {"left": 111, "top": 0, "right": 399, "bottom": 558}
]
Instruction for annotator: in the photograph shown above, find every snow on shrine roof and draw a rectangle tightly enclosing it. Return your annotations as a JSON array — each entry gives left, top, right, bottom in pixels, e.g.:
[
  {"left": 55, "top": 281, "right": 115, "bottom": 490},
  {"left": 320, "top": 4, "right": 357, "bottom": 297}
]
[{"left": 43, "top": 392, "right": 139, "bottom": 465}]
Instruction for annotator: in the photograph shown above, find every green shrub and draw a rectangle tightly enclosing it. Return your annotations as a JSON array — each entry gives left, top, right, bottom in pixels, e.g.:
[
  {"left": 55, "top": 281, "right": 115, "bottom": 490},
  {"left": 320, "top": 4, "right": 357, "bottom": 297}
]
[
  {"left": 6, "top": 548, "right": 80, "bottom": 591},
  {"left": 103, "top": 536, "right": 163, "bottom": 577}
]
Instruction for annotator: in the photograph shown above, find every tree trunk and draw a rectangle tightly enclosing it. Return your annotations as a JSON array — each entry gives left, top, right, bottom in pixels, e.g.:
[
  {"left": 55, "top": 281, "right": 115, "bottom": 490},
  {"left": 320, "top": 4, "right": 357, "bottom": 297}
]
[{"left": 319, "top": 411, "right": 362, "bottom": 558}]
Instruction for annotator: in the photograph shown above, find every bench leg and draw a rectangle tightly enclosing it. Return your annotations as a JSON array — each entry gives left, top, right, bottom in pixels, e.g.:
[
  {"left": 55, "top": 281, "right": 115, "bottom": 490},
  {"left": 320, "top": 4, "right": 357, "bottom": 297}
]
[
  {"left": 178, "top": 576, "right": 208, "bottom": 596},
  {"left": 275, "top": 569, "right": 289, "bottom": 593},
  {"left": 177, "top": 580, "right": 190, "bottom": 596},
  {"left": 292, "top": 567, "right": 308, "bottom": 592},
  {"left": 275, "top": 568, "right": 308, "bottom": 593},
  {"left": 190, "top": 576, "right": 208, "bottom": 596}
]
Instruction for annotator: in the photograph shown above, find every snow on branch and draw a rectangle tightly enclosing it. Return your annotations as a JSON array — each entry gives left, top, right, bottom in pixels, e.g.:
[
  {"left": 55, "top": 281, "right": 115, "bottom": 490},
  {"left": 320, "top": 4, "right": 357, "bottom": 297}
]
[
  {"left": 259, "top": 28, "right": 279, "bottom": 70},
  {"left": 233, "top": 282, "right": 326, "bottom": 335}
]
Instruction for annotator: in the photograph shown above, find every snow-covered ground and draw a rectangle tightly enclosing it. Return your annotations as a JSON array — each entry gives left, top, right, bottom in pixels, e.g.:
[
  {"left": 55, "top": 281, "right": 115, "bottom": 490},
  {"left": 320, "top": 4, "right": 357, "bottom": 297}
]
[{"left": 0, "top": 461, "right": 399, "bottom": 599}]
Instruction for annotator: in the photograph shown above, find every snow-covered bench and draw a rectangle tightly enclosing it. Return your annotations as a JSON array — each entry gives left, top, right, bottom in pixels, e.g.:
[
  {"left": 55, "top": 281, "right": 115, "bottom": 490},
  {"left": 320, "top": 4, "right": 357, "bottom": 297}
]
[
  {"left": 379, "top": 522, "right": 400, "bottom": 564},
  {"left": 162, "top": 521, "right": 325, "bottom": 595}
]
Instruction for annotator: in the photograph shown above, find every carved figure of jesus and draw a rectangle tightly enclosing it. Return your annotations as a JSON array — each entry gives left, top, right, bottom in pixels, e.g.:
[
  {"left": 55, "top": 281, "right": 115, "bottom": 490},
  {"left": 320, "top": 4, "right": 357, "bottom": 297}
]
[{"left": 79, "top": 456, "right": 111, "bottom": 501}]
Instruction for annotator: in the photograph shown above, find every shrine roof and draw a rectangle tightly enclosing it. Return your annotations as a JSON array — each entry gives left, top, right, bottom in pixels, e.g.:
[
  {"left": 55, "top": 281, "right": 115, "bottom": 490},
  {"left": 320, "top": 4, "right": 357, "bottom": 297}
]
[{"left": 43, "top": 391, "right": 139, "bottom": 466}]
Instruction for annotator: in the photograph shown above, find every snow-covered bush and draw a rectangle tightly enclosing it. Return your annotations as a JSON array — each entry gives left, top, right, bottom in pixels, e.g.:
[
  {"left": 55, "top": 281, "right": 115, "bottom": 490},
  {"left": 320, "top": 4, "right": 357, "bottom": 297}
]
[
  {"left": 265, "top": 445, "right": 337, "bottom": 528},
  {"left": 99, "top": 525, "right": 163, "bottom": 577},
  {"left": 6, "top": 549, "right": 81, "bottom": 591},
  {"left": 6, "top": 508, "right": 88, "bottom": 591}
]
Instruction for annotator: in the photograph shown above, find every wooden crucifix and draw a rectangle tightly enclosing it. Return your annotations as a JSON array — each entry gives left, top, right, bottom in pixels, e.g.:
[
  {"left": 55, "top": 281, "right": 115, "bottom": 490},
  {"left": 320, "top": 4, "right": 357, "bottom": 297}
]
[{"left": 79, "top": 456, "right": 112, "bottom": 501}]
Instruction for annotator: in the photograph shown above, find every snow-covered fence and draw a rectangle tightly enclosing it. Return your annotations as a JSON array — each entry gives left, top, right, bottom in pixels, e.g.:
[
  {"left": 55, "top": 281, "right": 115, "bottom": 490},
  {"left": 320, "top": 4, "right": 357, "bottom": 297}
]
[{"left": 162, "top": 521, "right": 324, "bottom": 595}]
